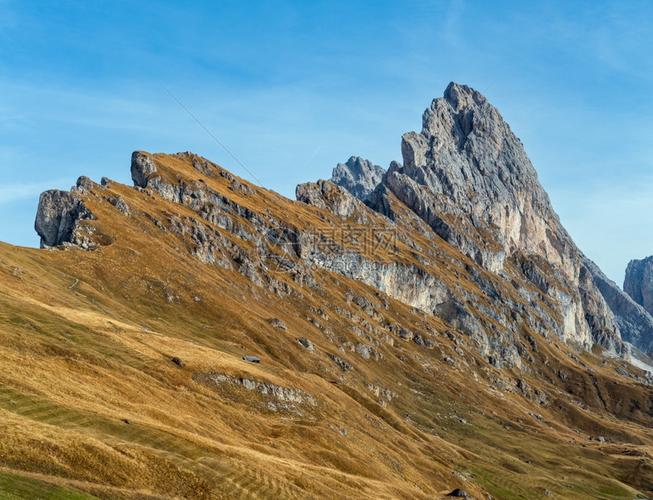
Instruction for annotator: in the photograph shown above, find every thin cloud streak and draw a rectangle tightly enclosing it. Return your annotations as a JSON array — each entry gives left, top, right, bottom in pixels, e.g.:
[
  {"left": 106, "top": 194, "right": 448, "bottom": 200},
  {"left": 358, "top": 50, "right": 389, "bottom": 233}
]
[{"left": 0, "top": 181, "right": 63, "bottom": 204}]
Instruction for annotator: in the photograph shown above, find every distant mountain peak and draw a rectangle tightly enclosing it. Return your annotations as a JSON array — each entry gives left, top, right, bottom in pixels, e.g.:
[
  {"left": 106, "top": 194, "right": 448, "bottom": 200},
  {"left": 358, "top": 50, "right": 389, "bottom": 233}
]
[
  {"left": 330, "top": 156, "right": 385, "bottom": 202},
  {"left": 625, "top": 256, "right": 653, "bottom": 315}
]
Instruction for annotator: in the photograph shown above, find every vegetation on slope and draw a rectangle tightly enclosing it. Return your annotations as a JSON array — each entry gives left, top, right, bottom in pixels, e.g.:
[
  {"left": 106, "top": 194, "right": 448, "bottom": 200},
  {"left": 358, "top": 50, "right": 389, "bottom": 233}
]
[{"left": 0, "top": 152, "right": 652, "bottom": 499}]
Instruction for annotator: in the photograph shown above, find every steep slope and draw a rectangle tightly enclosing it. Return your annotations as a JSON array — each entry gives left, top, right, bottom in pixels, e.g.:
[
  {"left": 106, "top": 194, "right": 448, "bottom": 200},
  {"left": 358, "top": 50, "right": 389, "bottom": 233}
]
[
  {"left": 1, "top": 84, "right": 653, "bottom": 498},
  {"left": 0, "top": 150, "right": 650, "bottom": 499}
]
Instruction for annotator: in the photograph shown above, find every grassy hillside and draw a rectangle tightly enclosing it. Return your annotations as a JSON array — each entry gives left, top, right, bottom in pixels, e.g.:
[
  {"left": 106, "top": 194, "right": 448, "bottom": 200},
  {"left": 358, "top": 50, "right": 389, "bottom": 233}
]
[{"left": 0, "top": 153, "right": 651, "bottom": 499}]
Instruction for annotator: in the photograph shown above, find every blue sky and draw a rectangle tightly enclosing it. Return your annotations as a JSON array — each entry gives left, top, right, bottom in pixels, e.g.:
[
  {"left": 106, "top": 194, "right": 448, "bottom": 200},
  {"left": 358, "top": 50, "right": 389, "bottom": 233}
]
[{"left": 1, "top": 0, "right": 652, "bottom": 284}]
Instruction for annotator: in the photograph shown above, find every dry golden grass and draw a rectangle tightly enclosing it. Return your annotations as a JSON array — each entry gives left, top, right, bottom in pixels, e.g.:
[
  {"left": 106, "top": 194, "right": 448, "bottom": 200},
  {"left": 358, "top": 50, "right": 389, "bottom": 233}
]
[{"left": 0, "top": 152, "right": 651, "bottom": 499}]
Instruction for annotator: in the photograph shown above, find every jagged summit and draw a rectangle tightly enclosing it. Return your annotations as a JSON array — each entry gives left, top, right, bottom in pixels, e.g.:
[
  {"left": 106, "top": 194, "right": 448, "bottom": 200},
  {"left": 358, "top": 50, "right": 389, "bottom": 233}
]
[
  {"left": 442, "top": 81, "right": 488, "bottom": 110},
  {"left": 395, "top": 81, "right": 553, "bottom": 263},
  {"left": 330, "top": 156, "right": 385, "bottom": 202}
]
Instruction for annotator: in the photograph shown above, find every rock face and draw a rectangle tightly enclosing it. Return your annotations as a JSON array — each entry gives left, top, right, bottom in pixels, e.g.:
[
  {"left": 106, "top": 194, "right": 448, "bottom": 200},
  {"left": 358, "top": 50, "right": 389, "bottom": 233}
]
[
  {"left": 196, "top": 372, "right": 317, "bottom": 414},
  {"left": 331, "top": 156, "right": 385, "bottom": 201},
  {"left": 34, "top": 186, "right": 93, "bottom": 248},
  {"left": 367, "top": 82, "right": 622, "bottom": 351},
  {"left": 624, "top": 257, "right": 653, "bottom": 315}
]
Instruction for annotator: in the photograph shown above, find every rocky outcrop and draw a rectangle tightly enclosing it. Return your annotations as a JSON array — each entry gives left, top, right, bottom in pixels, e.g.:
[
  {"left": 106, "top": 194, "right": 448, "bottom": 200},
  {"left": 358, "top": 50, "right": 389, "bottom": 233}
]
[
  {"left": 131, "top": 151, "right": 158, "bottom": 188},
  {"left": 34, "top": 182, "right": 94, "bottom": 248},
  {"left": 331, "top": 156, "right": 385, "bottom": 201},
  {"left": 377, "top": 170, "right": 506, "bottom": 272},
  {"left": 195, "top": 372, "right": 317, "bottom": 414},
  {"left": 624, "top": 257, "right": 653, "bottom": 316},
  {"left": 584, "top": 258, "right": 653, "bottom": 354},
  {"left": 296, "top": 180, "right": 369, "bottom": 220}
]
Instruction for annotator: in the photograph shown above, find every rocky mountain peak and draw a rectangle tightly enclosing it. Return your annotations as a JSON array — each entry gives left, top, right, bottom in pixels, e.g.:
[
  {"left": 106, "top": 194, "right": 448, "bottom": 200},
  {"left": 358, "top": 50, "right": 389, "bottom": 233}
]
[
  {"left": 406, "top": 82, "right": 540, "bottom": 207},
  {"left": 367, "top": 83, "right": 631, "bottom": 351},
  {"left": 384, "top": 83, "right": 566, "bottom": 276},
  {"left": 330, "top": 156, "right": 385, "bottom": 201},
  {"left": 624, "top": 256, "right": 653, "bottom": 315},
  {"left": 442, "top": 81, "right": 487, "bottom": 111}
]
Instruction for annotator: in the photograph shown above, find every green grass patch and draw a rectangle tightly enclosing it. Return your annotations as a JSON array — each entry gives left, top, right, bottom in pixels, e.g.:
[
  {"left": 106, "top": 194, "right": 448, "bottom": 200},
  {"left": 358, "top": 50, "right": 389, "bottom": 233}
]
[{"left": 0, "top": 470, "right": 96, "bottom": 500}]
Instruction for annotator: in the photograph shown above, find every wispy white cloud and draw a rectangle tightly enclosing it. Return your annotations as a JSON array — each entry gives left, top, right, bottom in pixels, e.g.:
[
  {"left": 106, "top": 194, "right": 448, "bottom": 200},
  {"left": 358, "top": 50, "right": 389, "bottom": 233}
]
[
  {"left": 441, "top": 0, "right": 465, "bottom": 49},
  {"left": 0, "top": 181, "right": 62, "bottom": 204},
  {"left": 525, "top": 2, "right": 653, "bottom": 81},
  {"left": 0, "top": 79, "right": 161, "bottom": 133}
]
